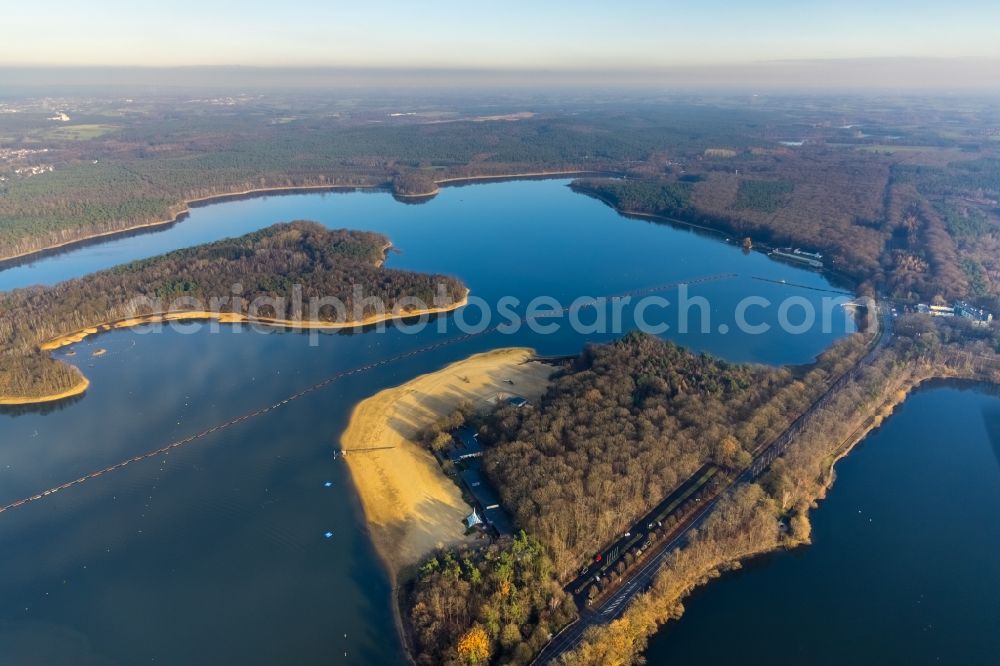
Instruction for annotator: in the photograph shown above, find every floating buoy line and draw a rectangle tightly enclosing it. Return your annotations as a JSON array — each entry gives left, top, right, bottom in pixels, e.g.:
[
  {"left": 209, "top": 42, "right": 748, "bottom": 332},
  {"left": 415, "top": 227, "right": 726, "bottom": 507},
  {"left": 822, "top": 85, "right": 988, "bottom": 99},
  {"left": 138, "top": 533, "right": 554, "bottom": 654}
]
[{"left": 0, "top": 273, "right": 737, "bottom": 516}]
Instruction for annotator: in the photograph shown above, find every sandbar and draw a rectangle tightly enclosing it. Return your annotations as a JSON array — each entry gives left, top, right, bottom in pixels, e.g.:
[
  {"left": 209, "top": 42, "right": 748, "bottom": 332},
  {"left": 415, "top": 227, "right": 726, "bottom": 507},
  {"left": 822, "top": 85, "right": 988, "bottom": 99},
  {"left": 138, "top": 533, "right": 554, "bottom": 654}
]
[{"left": 340, "top": 347, "right": 554, "bottom": 579}]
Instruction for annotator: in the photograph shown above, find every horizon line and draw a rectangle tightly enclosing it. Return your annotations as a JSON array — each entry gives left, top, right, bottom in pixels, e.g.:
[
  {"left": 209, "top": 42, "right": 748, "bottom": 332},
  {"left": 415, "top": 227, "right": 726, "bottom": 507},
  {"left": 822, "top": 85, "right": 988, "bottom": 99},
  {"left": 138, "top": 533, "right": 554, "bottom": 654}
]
[
  {"left": 3, "top": 55, "right": 1000, "bottom": 70},
  {"left": 2, "top": 58, "right": 999, "bottom": 90}
]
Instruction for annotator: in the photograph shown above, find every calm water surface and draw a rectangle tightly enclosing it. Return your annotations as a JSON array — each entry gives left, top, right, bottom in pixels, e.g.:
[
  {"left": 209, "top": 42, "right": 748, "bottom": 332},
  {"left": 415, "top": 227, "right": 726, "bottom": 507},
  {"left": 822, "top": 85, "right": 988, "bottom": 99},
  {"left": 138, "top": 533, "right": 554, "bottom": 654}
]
[
  {"left": 0, "top": 180, "right": 855, "bottom": 664},
  {"left": 645, "top": 383, "right": 1000, "bottom": 665}
]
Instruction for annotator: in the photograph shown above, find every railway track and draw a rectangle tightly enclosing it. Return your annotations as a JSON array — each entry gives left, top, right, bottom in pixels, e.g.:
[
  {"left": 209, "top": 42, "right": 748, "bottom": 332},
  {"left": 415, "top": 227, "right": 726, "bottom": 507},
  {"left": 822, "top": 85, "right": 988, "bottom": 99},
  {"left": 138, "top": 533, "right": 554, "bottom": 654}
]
[{"left": 534, "top": 298, "right": 892, "bottom": 664}]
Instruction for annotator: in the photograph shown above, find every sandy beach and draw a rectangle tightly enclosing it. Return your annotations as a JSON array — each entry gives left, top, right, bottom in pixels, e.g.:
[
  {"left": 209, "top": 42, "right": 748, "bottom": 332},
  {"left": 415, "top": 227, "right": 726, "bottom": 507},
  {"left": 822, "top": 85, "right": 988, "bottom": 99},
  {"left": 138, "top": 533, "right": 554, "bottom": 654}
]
[
  {"left": 339, "top": 347, "right": 555, "bottom": 580},
  {"left": 39, "top": 291, "right": 469, "bottom": 352},
  {"left": 0, "top": 373, "right": 89, "bottom": 406},
  {"left": 0, "top": 293, "right": 469, "bottom": 406}
]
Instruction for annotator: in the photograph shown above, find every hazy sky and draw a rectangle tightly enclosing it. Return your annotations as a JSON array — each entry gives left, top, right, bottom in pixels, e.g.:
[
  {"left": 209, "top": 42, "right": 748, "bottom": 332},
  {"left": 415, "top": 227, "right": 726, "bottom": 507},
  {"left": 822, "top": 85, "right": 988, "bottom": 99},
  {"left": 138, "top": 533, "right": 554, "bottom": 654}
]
[{"left": 4, "top": 0, "right": 1000, "bottom": 68}]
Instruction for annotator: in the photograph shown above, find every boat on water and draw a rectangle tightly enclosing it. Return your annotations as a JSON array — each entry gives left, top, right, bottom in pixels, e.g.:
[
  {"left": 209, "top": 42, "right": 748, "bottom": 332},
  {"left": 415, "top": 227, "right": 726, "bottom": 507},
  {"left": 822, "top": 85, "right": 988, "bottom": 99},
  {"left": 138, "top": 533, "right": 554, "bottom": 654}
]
[{"left": 769, "top": 247, "right": 824, "bottom": 269}]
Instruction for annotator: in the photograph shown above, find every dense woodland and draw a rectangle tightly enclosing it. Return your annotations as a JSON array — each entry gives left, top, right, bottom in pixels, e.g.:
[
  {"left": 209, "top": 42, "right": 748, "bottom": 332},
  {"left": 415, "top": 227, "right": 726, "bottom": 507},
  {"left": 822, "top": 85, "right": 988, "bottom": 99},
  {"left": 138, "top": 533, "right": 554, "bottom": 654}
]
[
  {"left": 575, "top": 159, "right": 888, "bottom": 292},
  {"left": 408, "top": 533, "right": 575, "bottom": 666},
  {"left": 4, "top": 93, "right": 1000, "bottom": 663},
  {"left": 894, "top": 157, "right": 1000, "bottom": 304},
  {"left": 405, "top": 330, "right": 872, "bottom": 664},
  {"left": 575, "top": 143, "right": 1000, "bottom": 305},
  {"left": 571, "top": 178, "right": 692, "bottom": 218},
  {"left": 733, "top": 179, "right": 795, "bottom": 213},
  {"left": 559, "top": 316, "right": 1000, "bottom": 665},
  {"left": 480, "top": 333, "right": 788, "bottom": 577},
  {"left": 391, "top": 170, "right": 440, "bottom": 197},
  {"left": 3, "top": 95, "right": 999, "bottom": 307},
  {"left": 478, "top": 331, "right": 871, "bottom": 579},
  {"left": 0, "top": 221, "right": 465, "bottom": 399},
  {"left": 0, "top": 111, "right": 670, "bottom": 259}
]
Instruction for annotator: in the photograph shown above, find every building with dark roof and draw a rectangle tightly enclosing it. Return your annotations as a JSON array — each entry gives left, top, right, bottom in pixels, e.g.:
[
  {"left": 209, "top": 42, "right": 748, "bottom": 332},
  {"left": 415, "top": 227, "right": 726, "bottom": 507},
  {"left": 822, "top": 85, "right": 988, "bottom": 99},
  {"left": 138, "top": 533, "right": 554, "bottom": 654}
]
[
  {"left": 506, "top": 395, "right": 529, "bottom": 408},
  {"left": 459, "top": 466, "right": 514, "bottom": 535},
  {"left": 956, "top": 301, "right": 993, "bottom": 325},
  {"left": 448, "top": 426, "right": 482, "bottom": 463}
]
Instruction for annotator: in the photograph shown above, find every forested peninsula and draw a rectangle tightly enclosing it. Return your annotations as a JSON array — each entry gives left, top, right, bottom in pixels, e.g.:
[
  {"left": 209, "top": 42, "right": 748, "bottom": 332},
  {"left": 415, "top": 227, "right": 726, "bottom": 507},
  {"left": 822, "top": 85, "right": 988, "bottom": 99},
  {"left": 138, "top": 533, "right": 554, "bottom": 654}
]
[
  {"left": 404, "top": 314, "right": 1000, "bottom": 665},
  {"left": 404, "top": 331, "right": 870, "bottom": 665},
  {"left": 0, "top": 221, "right": 467, "bottom": 404}
]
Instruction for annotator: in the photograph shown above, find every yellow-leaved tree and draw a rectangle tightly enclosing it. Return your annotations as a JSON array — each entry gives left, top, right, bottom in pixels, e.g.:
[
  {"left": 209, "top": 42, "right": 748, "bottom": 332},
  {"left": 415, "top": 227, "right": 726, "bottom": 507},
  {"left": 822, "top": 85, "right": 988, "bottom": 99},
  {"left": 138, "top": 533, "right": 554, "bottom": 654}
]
[{"left": 456, "top": 624, "right": 491, "bottom": 665}]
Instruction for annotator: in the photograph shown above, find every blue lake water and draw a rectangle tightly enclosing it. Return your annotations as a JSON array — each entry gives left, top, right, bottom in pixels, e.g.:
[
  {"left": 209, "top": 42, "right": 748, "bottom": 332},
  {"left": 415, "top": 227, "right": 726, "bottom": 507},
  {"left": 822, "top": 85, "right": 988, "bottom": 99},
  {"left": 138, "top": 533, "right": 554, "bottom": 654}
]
[
  {"left": 645, "top": 383, "right": 1000, "bottom": 665},
  {"left": 0, "top": 179, "right": 857, "bottom": 664}
]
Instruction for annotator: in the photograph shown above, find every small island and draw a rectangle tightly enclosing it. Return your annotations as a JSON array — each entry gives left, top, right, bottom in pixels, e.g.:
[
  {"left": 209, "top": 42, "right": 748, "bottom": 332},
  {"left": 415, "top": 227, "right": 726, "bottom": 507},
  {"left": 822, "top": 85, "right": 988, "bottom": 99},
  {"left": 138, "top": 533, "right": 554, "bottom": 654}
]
[{"left": 0, "top": 221, "right": 468, "bottom": 405}]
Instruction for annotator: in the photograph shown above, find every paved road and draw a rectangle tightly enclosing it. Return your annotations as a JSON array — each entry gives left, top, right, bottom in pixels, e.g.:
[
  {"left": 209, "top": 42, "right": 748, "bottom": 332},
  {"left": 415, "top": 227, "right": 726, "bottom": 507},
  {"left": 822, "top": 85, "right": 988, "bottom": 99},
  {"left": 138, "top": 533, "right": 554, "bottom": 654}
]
[
  {"left": 535, "top": 487, "right": 724, "bottom": 664},
  {"left": 563, "top": 465, "right": 718, "bottom": 606},
  {"left": 535, "top": 299, "right": 892, "bottom": 664}
]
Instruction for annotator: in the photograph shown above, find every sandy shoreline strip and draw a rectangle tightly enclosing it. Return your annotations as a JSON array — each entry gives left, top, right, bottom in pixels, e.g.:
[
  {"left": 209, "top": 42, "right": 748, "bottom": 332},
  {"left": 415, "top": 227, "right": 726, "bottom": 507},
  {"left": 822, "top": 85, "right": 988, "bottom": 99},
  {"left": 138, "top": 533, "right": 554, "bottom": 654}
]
[
  {"left": 339, "top": 347, "right": 555, "bottom": 581},
  {"left": 2, "top": 292, "right": 468, "bottom": 406},
  {"left": 0, "top": 374, "right": 89, "bottom": 406},
  {"left": 39, "top": 291, "right": 469, "bottom": 351}
]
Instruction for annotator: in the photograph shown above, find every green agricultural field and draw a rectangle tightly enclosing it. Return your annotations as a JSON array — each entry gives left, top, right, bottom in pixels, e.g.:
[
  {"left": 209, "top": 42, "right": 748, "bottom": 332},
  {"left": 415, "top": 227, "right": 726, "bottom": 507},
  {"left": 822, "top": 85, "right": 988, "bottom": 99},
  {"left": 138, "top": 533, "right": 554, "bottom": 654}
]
[{"left": 34, "top": 124, "right": 118, "bottom": 141}]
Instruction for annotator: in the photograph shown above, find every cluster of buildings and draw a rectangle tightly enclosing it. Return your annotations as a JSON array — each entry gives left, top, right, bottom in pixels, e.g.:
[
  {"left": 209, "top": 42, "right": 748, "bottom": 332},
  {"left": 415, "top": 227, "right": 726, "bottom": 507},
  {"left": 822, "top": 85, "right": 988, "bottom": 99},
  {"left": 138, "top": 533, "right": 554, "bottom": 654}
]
[
  {"left": 770, "top": 247, "right": 824, "bottom": 268},
  {"left": 916, "top": 301, "right": 994, "bottom": 326},
  {"left": 448, "top": 426, "right": 514, "bottom": 536},
  {"left": 0, "top": 148, "right": 50, "bottom": 162},
  {"left": 186, "top": 96, "right": 254, "bottom": 107},
  {"left": 0, "top": 149, "right": 54, "bottom": 183},
  {"left": 12, "top": 164, "right": 53, "bottom": 177},
  {"left": 445, "top": 396, "right": 530, "bottom": 537}
]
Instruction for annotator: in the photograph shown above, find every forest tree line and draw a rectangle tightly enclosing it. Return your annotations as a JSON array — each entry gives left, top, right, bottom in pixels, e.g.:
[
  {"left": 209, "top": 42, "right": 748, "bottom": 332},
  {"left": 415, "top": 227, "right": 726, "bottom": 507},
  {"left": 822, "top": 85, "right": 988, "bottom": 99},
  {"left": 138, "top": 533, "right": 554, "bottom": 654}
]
[
  {"left": 408, "top": 532, "right": 576, "bottom": 666},
  {"left": 557, "top": 317, "right": 1000, "bottom": 665},
  {"left": 574, "top": 144, "right": 1000, "bottom": 306},
  {"left": 0, "top": 114, "right": 667, "bottom": 260},
  {"left": 4, "top": 101, "right": 997, "bottom": 310},
  {"left": 478, "top": 333, "right": 792, "bottom": 578},
  {"left": 0, "top": 221, "right": 466, "bottom": 399},
  {"left": 402, "top": 330, "right": 874, "bottom": 665}
]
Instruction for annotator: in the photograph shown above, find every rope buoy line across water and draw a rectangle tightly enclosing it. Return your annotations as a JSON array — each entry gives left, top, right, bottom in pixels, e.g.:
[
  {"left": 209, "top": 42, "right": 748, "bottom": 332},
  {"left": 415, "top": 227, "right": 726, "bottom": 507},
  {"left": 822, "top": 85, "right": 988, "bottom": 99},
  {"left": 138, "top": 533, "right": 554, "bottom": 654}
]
[{"left": 0, "top": 273, "right": 737, "bottom": 515}]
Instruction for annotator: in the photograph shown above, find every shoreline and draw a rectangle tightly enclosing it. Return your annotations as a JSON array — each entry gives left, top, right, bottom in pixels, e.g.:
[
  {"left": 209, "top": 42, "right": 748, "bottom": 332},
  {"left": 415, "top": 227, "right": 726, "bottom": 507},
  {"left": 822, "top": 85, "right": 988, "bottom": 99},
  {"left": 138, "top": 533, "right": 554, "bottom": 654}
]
[
  {"left": 635, "top": 368, "right": 957, "bottom": 654},
  {"left": 0, "top": 170, "right": 612, "bottom": 267},
  {"left": 820, "top": 369, "right": 949, "bottom": 489},
  {"left": 580, "top": 361, "right": 977, "bottom": 663},
  {"left": 392, "top": 186, "right": 440, "bottom": 198},
  {"left": 2, "top": 291, "right": 469, "bottom": 406},
  {"left": 392, "top": 171, "right": 613, "bottom": 199},
  {"left": 338, "top": 346, "right": 555, "bottom": 661},
  {"left": 572, "top": 183, "right": 863, "bottom": 292},
  {"left": 435, "top": 169, "right": 608, "bottom": 187},
  {"left": 0, "top": 374, "right": 89, "bottom": 406},
  {"left": 0, "top": 184, "right": 371, "bottom": 267},
  {"left": 569, "top": 184, "right": 732, "bottom": 240},
  {"left": 339, "top": 346, "right": 555, "bottom": 580},
  {"left": 39, "top": 290, "right": 470, "bottom": 352}
]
